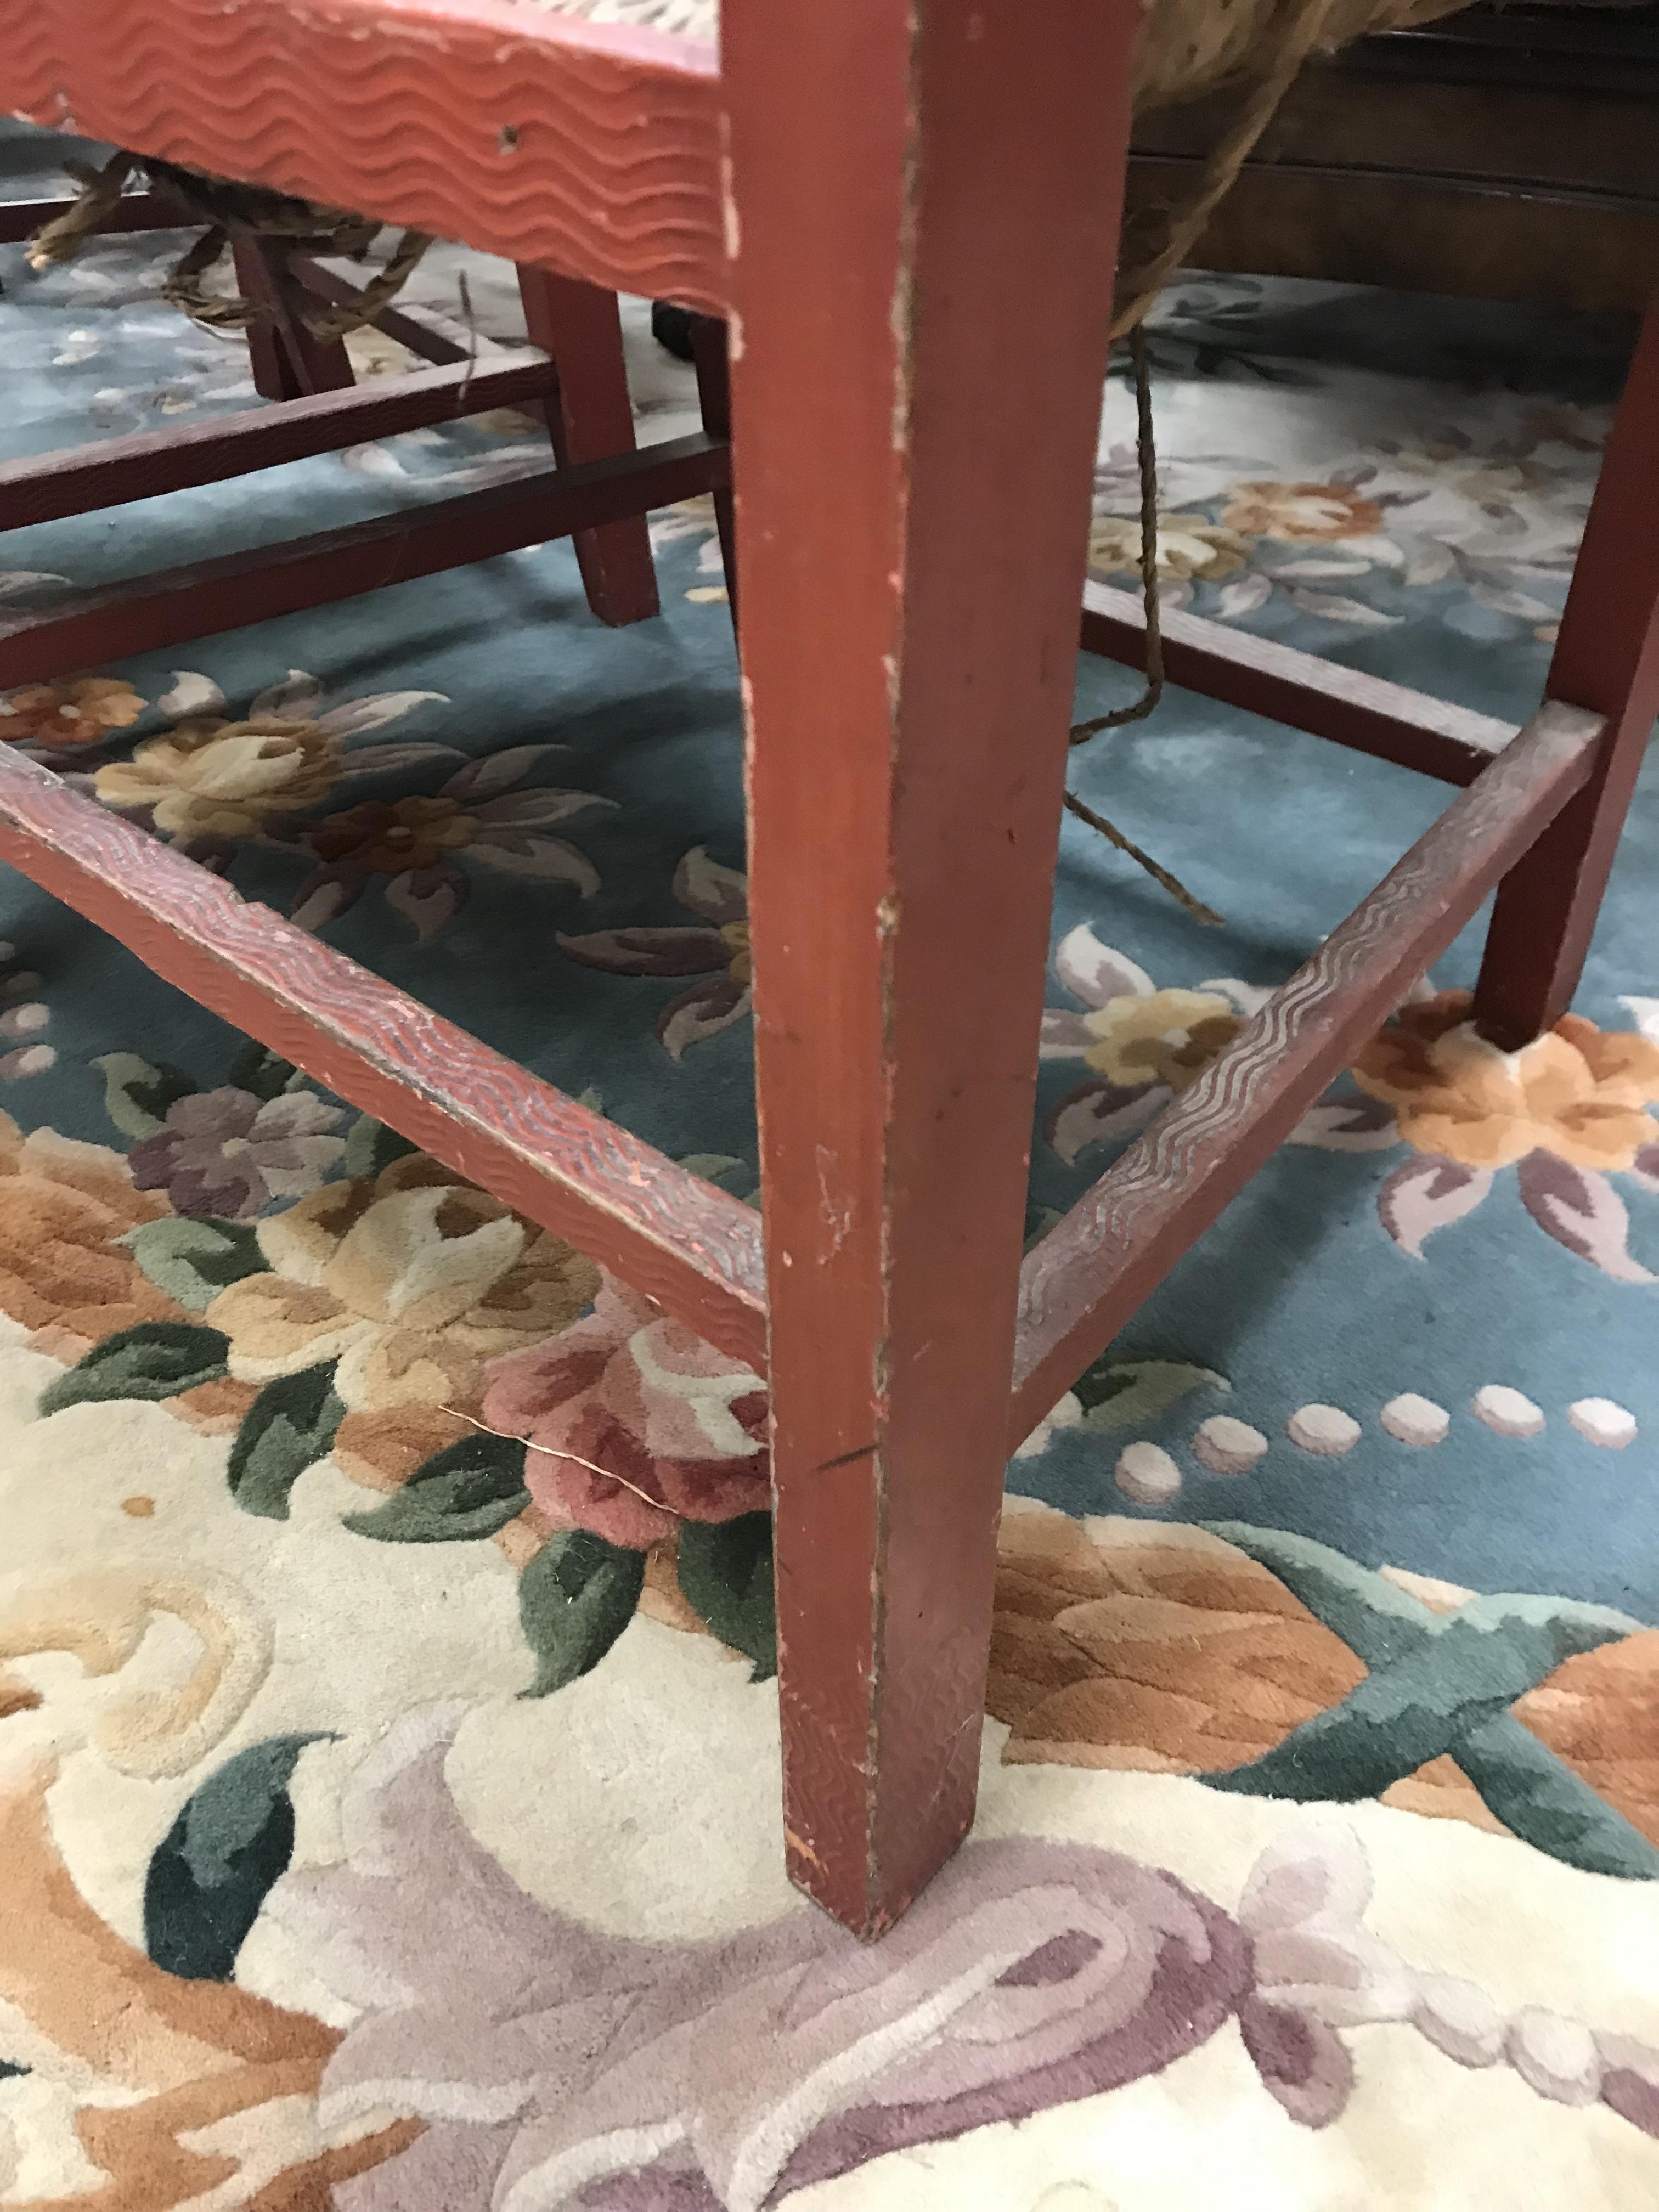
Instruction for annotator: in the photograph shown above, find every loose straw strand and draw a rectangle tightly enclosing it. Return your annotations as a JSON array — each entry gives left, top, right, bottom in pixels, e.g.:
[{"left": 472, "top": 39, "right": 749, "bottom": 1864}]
[
  {"left": 1071, "top": 323, "right": 1164, "bottom": 742},
  {"left": 26, "top": 150, "right": 431, "bottom": 341},
  {"left": 24, "top": 153, "right": 137, "bottom": 270},
  {"left": 442, "top": 1405, "right": 686, "bottom": 1520}
]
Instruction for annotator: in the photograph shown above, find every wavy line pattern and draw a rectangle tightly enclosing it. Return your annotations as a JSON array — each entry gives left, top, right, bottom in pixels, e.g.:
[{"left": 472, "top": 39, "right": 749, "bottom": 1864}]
[
  {"left": 0, "top": 0, "right": 727, "bottom": 309},
  {"left": 1, "top": 5, "right": 64, "bottom": 116},
  {"left": 0, "top": 749, "right": 769, "bottom": 1364},
  {"left": 1013, "top": 701, "right": 1604, "bottom": 1396}
]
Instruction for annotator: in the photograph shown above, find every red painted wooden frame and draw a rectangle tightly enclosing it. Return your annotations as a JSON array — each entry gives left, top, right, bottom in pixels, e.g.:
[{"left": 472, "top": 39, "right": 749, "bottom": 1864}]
[
  {"left": 2, "top": 0, "right": 1657, "bottom": 1938},
  {"left": 0, "top": 746, "right": 769, "bottom": 1356},
  {"left": 0, "top": 0, "right": 727, "bottom": 309}
]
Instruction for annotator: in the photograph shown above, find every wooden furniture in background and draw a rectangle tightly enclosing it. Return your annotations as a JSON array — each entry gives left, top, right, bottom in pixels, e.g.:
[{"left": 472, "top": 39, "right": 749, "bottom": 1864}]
[
  {"left": 1130, "top": 2, "right": 1659, "bottom": 309},
  {"left": 0, "top": 0, "right": 1656, "bottom": 1938},
  {"left": 1, "top": 181, "right": 676, "bottom": 637}
]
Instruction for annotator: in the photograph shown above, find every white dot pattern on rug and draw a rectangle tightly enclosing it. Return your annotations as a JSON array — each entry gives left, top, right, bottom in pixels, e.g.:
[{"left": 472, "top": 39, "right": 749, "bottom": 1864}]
[
  {"left": 1472, "top": 1385, "right": 1545, "bottom": 1438},
  {"left": 1567, "top": 1398, "right": 1637, "bottom": 1449},
  {"left": 1287, "top": 1403, "right": 1361, "bottom": 1456},
  {"left": 1506, "top": 2007, "right": 1601, "bottom": 2103},
  {"left": 1115, "top": 1441, "right": 1181, "bottom": 1506},
  {"left": 1380, "top": 1392, "right": 1450, "bottom": 1447},
  {"left": 1192, "top": 1415, "right": 1267, "bottom": 1476}
]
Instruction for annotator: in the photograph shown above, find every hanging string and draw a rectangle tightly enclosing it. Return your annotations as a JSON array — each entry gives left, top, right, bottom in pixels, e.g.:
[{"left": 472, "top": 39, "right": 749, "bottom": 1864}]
[
  {"left": 1064, "top": 325, "right": 1221, "bottom": 928},
  {"left": 1072, "top": 323, "right": 1165, "bottom": 741}
]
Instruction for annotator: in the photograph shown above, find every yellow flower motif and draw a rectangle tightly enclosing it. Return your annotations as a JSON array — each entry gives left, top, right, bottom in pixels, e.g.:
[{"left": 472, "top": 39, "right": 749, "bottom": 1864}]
[
  {"left": 0, "top": 677, "right": 145, "bottom": 749},
  {"left": 95, "top": 717, "right": 341, "bottom": 839},
  {"left": 1353, "top": 991, "right": 1659, "bottom": 1172},
  {"left": 1087, "top": 512, "right": 1248, "bottom": 583},
  {"left": 203, "top": 1153, "right": 601, "bottom": 1412},
  {"left": 719, "top": 919, "right": 752, "bottom": 986},
  {"left": 1219, "top": 480, "right": 1384, "bottom": 543},
  {"left": 1082, "top": 988, "right": 1242, "bottom": 1093}
]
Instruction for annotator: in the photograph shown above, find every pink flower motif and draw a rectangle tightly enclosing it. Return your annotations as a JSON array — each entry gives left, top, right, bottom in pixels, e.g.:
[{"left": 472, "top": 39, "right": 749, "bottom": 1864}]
[{"left": 481, "top": 1274, "right": 770, "bottom": 1547}]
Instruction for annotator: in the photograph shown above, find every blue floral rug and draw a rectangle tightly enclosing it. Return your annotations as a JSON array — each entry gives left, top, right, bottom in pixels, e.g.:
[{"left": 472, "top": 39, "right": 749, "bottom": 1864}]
[{"left": 2, "top": 122, "right": 1657, "bottom": 2211}]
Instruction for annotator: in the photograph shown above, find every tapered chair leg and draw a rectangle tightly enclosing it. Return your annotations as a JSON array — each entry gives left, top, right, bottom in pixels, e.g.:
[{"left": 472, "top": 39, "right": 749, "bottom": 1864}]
[
  {"left": 727, "top": 0, "right": 1138, "bottom": 1935},
  {"left": 1474, "top": 302, "right": 1659, "bottom": 1048},
  {"left": 231, "top": 231, "right": 356, "bottom": 399},
  {"left": 518, "top": 267, "right": 661, "bottom": 627}
]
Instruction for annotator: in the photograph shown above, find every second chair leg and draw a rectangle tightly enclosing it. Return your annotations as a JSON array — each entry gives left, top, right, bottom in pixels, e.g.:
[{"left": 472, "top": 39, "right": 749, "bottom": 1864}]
[
  {"left": 727, "top": 0, "right": 1138, "bottom": 1936},
  {"left": 1474, "top": 303, "right": 1659, "bottom": 1048},
  {"left": 517, "top": 267, "right": 660, "bottom": 628},
  {"left": 231, "top": 232, "right": 356, "bottom": 400},
  {"left": 689, "top": 313, "right": 738, "bottom": 628}
]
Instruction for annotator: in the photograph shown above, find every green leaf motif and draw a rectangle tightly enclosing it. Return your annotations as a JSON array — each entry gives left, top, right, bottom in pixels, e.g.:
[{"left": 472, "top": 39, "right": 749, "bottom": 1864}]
[
  {"left": 118, "top": 1217, "right": 269, "bottom": 1313},
  {"left": 343, "top": 1113, "right": 419, "bottom": 1180},
  {"left": 93, "top": 1052, "right": 198, "bottom": 1139},
  {"left": 1203, "top": 1521, "right": 1659, "bottom": 1880},
  {"left": 678, "top": 1513, "right": 777, "bottom": 1680},
  {"left": 1075, "top": 1356, "right": 1228, "bottom": 1431},
  {"left": 227, "top": 1363, "right": 345, "bottom": 1520},
  {"left": 226, "top": 1042, "right": 303, "bottom": 1103},
  {"left": 345, "top": 1432, "right": 529, "bottom": 1542},
  {"left": 39, "top": 1322, "right": 229, "bottom": 1415},
  {"left": 518, "top": 1529, "right": 645, "bottom": 1697},
  {"left": 144, "top": 1734, "right": 326, "bottom": 1980}
]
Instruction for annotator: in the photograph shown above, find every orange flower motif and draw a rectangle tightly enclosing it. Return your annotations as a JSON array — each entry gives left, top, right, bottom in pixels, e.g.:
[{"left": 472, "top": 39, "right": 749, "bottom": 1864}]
[
  {"left": 0, "top": 676, "right": 144, "bottom": 748},
  {"left": 1220, "top": 481, "right": 1384, "bottom": 543},
  {"left": 1353, "top": 991, "right": 1659, "bottom": 1172},
  {"left": 718, "top": 918, "right": 753, "bottom": 986},
  {"left": 308, "top": 794, "right": 480, "bottom": 874},
  {"left": 0, "top": 1111, "right": 175, "bottom": 1347}
]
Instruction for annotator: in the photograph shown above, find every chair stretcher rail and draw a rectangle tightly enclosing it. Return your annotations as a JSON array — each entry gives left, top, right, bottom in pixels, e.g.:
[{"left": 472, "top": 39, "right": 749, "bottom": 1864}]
[
  {"left": 1009, "top": 697, "right": 1606, "bottom": 1443},
  {"left": 0, "top": 745, "right": 770, "bottom": 1368},
  {"left": 1082, "top": 575, "right": 1515, "bottom": 783}
]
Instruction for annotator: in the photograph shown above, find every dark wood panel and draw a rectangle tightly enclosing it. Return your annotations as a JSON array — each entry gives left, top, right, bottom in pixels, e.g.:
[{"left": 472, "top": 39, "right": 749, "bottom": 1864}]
[
  {"left": 1082, "top": 578, "right": 1513, "bottom": 783},
  {"left": 0, "top": 432, "right": 726, "bottom": 685},
  {"left": 1009, "top": 700, "right": 1605, "bottom": 1443},
  {"left": 0, "top": 746, "right": 769, "bottom": 1363},
  {"left": 1345, "top": 4, "right": 1659, "bottom": 97},
  {"left": 1135, "top": 69, "right": 1659, "bottom": 199},
  {"left": 1129, "top": 160, "right": 1659, "bottom": 315},
  {"left": 0, "top": 356, "right": 560, "bottom": 528}
]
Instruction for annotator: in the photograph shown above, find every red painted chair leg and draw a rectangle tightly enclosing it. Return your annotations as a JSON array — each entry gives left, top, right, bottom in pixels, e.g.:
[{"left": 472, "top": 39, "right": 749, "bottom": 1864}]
[
  {"left": 518, "top": 267, "right": 661, "bottom": 627},
  {"left": 233, "top": 233, "right": 301, "bottom": 402},
  {"left": 689, "top": 313, "right": 738, "bottom": 628},
  {"left": 231, "top": 231, "right": 356, "bottom": 400},
  {"left": 1474, "top": 301, "right": 1659, "bottom": 1048},
  {"left": 729, "top": 0, "right": 1137, "bottom": 1936}
]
